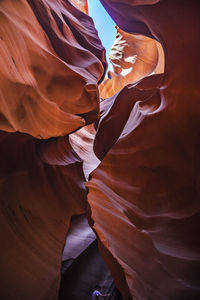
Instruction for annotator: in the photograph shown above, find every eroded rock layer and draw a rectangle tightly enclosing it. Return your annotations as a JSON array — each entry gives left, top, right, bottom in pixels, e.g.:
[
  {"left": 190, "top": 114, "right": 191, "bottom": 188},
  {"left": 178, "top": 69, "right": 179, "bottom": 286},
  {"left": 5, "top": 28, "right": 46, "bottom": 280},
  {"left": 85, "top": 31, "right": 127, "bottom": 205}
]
[
  {"left": 87, "top": 0, "right": 200, "bottom": 299},
  {"left": 100, "top": 26, "right": 164, "bottom": 98},
  {"left": 69, "top": 0, "right": 88, "bottom": 14},
  {"left": 0, "top": 0, "right": 200, "bottom": 299},
  {"left": 0, "top": 0, "right": 106, "bottom": 138},
  {"left": 0, "top": 1, "right": 106, "bottom": 299},
  {"left": 0, "top": 131, "right": 87, "bottom": 300}
]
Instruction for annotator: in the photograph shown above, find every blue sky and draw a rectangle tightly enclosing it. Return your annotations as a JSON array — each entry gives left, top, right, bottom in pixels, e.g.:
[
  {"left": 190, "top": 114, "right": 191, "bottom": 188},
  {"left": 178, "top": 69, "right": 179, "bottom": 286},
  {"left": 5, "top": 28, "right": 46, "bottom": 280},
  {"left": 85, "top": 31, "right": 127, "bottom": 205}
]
[{"left": 87, "top": 0, "right": 116, "bottom": 71}]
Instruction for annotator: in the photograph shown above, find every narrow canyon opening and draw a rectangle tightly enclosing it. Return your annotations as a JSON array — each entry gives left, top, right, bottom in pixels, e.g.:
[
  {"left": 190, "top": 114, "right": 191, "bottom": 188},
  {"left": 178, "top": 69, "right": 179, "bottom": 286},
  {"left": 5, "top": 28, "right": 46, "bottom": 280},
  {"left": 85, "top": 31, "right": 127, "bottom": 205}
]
[
  {"left": 59, "top": 1, "right": 165, "bottom": 299},
  {"left": 59, "top": 214, "right": 122, "bottom": 299}
]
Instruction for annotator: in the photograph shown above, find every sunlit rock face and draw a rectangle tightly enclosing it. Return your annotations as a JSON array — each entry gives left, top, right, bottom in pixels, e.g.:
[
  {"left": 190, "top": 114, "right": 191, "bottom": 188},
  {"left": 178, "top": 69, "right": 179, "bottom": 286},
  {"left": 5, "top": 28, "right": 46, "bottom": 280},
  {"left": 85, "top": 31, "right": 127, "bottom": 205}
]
[
  {"left": 0, "top": 0, "right": 106, "bottom": 138},
  {"left": 69, "top": 0, "right": 88, "bottom": 14},
  {"left": 99, "top": 26, "right": 164, "bottom": 99},
  {"left": 86, "top": 0, "right": 200, "bottom": 299},
  {"left": 69, "top": 124, "right": 100, "bottom": 179}
]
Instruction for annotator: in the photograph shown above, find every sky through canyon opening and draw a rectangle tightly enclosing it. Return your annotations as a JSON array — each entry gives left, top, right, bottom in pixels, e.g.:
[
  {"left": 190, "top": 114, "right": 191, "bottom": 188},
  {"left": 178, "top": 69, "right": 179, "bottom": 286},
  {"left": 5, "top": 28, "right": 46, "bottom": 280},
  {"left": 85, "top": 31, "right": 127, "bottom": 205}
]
[{"left": 87, "top": 0, "right": 116, "bottom": 73}]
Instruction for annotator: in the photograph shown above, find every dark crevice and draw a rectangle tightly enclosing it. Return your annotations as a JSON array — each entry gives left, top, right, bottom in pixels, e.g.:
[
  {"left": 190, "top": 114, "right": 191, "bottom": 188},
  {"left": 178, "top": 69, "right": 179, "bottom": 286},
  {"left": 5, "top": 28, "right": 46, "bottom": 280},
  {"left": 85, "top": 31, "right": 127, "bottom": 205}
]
[{"left": 59, "top": 215, "right": 122, "bottom": 300}]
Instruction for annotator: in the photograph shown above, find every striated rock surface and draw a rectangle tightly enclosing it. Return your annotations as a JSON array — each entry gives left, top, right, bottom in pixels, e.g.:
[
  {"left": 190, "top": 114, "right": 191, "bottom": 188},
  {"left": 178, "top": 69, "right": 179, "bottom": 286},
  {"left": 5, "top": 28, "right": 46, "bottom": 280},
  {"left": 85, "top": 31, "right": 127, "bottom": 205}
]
[
  {"left": 0, "top": 0, "right": 200, "bottom": 299},
  {"left": 69, "top": 0, "right": 88, "bottom": 14},
  {"left": 0, "top": 1, "right": 105, "bottom": 299},
  {"left": 0, "top": 0, "right": 106, "bottom": 138},
  {"left": 69, "top": 124, "right": 100, "bottom": 179},
  {"left": 0, "top": 131, "right": 87, "bottom": 300},
  {"left": 99, "top": 26, "right": 164, "bottom": 99},
  {"left": 86, "top": 0, "right": 200, "bottom": 299}
]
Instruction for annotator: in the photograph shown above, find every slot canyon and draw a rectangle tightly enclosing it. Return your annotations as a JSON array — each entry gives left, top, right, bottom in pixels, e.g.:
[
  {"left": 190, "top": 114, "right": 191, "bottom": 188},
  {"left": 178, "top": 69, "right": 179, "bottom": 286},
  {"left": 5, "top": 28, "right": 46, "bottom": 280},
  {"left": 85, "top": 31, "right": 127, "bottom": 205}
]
[{"left": 0, "top": 0, "right": 200, "bottom": 299}]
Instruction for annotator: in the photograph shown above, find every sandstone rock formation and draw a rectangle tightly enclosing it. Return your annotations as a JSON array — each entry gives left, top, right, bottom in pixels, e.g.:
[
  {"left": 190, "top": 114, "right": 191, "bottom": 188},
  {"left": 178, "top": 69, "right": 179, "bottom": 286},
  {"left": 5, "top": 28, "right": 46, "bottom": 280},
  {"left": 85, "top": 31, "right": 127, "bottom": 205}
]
[
  {"left": 0, "top": 0, "right": 200, "bottom": 300},
  {"left": 69, "top": 0, "right": 88, "bottom": 14},
  {"left": 0, "top": 0, "right": 106, "bottom": 138},
  {"left": 0, "top": 131, "right": 87, "bottom": 300},
  {"left": 0, "top": 0, "right": 105, "bottom": 299},
  {"left": 99, "top": 26, "right": 164, "bottom": 98},
  {"left": 87, "top": 0, "right": 200, "bottom": 299}
]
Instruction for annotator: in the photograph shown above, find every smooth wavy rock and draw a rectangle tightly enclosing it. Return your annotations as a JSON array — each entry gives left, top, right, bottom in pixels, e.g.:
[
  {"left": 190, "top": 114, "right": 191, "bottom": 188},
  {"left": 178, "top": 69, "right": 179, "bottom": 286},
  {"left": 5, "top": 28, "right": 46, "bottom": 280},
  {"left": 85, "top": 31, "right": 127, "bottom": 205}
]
[
  {"left": 69, "top": 0, "right": 88, "bottom": 14},
  {"left": 69, "top": 124, "right": 100, "bottom": 179},
  {"left": 0, "top": 0, "right": 106, "bottom": 138},
  {"left": 0, "top": 131, "right": 87, "bottom": 300},
  {"left": 62, "top": 214, "right": 96, "bottom": 262},
  {"left": 0, "top": 1, "right": 107, "bottom": 298},
  {"left": 99, "top": 26, "right": 164, "bottom": 98},
  {"left": 87, "top": 1, "right": 200, "bottom": 299}
]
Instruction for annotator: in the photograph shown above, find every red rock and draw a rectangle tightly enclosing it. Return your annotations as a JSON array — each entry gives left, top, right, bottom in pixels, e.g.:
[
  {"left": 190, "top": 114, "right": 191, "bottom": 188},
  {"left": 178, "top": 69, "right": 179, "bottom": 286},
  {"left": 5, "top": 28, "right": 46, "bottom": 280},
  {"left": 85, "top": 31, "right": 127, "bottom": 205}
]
[
  {"left": 100, "top": 26, "right": 164, "bottom": 98},
  {"left": 0, "top": 1, "right": 105, "bottom": 299},
  {"left": 0, "top": 0, "right": 106, "bottom": 138},
  {"left": 69, "top": 0, "right": 88, "bottom": 14},
  {"left": 1, "top": 0, "right": 200, "bottom": 299},
  {"left": 0, "top": 131, "right": 87, "bottom": 299},
  {"left": 87, "top": 1, "right": 200, "bottom": 299}
]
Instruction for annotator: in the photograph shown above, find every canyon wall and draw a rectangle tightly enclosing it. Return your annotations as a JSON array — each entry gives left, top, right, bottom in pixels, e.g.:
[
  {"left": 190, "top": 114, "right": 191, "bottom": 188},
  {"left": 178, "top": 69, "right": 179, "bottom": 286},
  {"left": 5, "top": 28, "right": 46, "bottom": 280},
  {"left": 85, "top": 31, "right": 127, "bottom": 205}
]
[
  {"left": 0, "top": 0, "right": 200, "bottom": 300},
  {"left": 0, "top": 0, "right": 105, "bottom": 299},
  {"left": 99, "top": 26, "right": 164, "bottom": 98},
  {"left": 0, "top": 0, "right": 106, "bottom": 138},
  {"left": 87, "top": 0, "right": 200, "bottom": 299}
]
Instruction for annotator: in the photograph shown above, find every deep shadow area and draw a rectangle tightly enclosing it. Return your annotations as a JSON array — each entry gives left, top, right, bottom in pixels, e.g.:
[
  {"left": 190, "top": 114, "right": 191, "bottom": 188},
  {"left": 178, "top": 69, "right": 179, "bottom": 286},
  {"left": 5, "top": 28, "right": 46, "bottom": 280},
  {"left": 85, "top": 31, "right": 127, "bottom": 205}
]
[{"left": 59, "top": 239, "right": 122, "bottom": 300}]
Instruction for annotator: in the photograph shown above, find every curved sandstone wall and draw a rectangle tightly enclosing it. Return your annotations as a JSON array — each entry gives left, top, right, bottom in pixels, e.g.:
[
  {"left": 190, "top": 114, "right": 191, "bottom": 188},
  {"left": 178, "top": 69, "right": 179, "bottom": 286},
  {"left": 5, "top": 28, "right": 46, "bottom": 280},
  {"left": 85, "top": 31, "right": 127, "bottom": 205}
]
[{"left": 0, "top": 1, "right": 200, "bottom": 300}]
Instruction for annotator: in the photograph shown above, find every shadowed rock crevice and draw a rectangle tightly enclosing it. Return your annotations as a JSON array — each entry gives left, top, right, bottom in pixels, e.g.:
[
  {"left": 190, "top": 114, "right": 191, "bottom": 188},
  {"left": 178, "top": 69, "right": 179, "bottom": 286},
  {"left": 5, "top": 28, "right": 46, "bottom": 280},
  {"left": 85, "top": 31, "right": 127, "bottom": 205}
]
[{"left": 59, "top": 239, "right": 122, "bottom": 300}]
